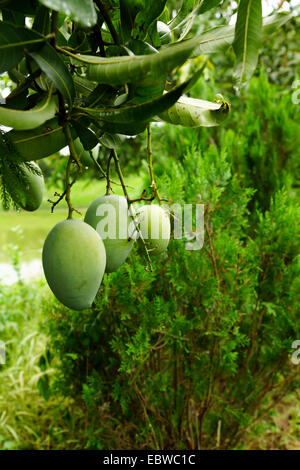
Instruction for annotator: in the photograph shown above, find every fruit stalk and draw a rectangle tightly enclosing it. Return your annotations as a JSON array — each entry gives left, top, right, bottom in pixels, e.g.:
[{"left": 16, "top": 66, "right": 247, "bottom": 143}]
[
  {"left": 63, "top": 122, "right": 82, "bottom": 218},
  {"left": 111, "top": 148, "right": 153, "bottom": 272}
]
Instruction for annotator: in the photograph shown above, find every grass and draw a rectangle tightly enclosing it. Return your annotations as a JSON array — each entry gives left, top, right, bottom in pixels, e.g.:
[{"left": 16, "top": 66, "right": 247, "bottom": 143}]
[
  {"left": 1, "top": 280, "right": 299, "bottom": 450},
  {"left": 0, "top": 281, "right": 88, "bottom": 450}
]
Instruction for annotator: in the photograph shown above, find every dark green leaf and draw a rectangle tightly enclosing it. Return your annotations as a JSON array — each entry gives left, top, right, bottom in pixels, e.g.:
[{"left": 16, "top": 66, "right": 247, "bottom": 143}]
[
  {"left": 120, "top": 0, "right": 136, "bottom": 43},
  {"left": 0, "top": 22, "right": 48, "bottom": 73},
  {"left": 0, "top": 0, "right": 37, "bottom": 15},
  {"left": 0, "top": 21, "right": 24, "bottom": 73},
  {"left": 38, "top": 0, "right": 97, "bottom": 28},
  {"left": 85, "top": 84, "right": 116, "bottom": 108},
  {"left": 133, "top": 0, "right": 167, "bottom": 40},
  {"left": 29, "top": 43, "right": 75, "bottom": 105},
  {"left": 37, "top": 375, "right": 51, "bottom": 401},
  {"left": 233, "top": 0, "right": 262, "bottom": 87},
  {"left": 72, "top": 120, "right": 98, "bottom": 150},
  {"left": 32, "top": 5, "right": 50, "bottom": 35},
  {"left": 79, "top": 79, "right": 191, "bottom": 123},
  {"left": 100, "top": 120, "right": 148, "bottom": 136},
  {"left": 198, "top": 0, "right": 223, "bottom": 14},
  {"left": 2, "top": 9, "right": 25, "bottom": 27}
]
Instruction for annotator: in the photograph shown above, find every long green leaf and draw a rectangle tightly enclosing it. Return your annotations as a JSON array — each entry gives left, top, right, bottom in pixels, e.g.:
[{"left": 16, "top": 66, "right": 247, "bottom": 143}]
[
  {"left": 191, "top": 12, "right": 291, "bottom": 57},
  {"left": 83, "top": 38, "right": 198, "bottom": 85},
  {"left": 198, "top": 0, "right": 223, "bottom": 14},
  {"left": 0, "top": 22, "right": 48, "bottom": 72},
  {"left": 38, "top": 0, "right": 97, "bottom": 28},
  {"left": 0, "top": 21, "right": 24, "bottom": 73},
  {"left": 30, "top": 43, "right": 75, "bottom": 105},
  {"left": 158, "top": 96, "right": 230, "bottom": 127},
  {"left": 7, "top": 117, "right": 76, "bottom": 161},
  {"left": 76, "top": 79, "right": 191, "bottom": 123},
  {"left": 2, "top": 8, "right": 25, "bottom": 27},
  {"left": 169, "top": 0, "right": 199, "bottom": 30},
  {"left": 0, "top": 0, "right": 37, "bottom": 15},
  {"left": 100, "top": 120, "right": 148, "bottom": 136},
  {"left": 0, "top": 93, "right": 57, "bottom": 130},
  {"left": 133, "top": 0, "right": 167, "bottom": 40},
  {"left": 233, "top": 0, "right": 262, "bottom": 87},
  {"left": 32, "top": 5, "right": 50, "bottom": 35}
]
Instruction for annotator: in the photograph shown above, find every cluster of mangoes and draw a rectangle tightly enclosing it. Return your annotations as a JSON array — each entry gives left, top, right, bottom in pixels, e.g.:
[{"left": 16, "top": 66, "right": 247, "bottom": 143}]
[{"left": 43, "top": 195, "right": 171, "bottom": 310}]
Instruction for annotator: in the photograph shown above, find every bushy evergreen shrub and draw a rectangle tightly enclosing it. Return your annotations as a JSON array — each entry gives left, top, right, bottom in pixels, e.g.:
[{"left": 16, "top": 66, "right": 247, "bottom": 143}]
[{"left": 42, "top": 146, "right": 300, "bottom": 450}]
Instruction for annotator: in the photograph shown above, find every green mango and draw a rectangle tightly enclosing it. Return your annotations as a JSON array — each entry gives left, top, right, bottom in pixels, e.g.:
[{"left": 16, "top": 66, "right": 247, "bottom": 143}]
[
  {"left": 84, "top": 195, "right": 135, "bottom": 273},
  {"left": 42, "top": 219, "right": 106, "bottom": 310},
  {"left": 137, "top": 204, "right": 170, "bottom": 254},
  {"left": 157, "top": 21, "right": 172, "bottom": 45},
  {"left": 4, "top": 161, "right": 44, "bottom": 211}
]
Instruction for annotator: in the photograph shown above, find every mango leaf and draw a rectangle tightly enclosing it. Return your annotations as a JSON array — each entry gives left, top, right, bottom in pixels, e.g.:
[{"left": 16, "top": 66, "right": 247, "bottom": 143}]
[
  {"left": 0, "top": 0, "right": 37, "bottom": 15},
  {"left": 191, "top": 11, "right": 291, "bottom": 57},
  {"left": 0, "top": 22, "right": 47, "bottom": 73},
  {"left": 99, "top": 133, "right": 124, "bottom": 149},
  {"left": 0, "top": 93, "right": 57, "bottom": 130},
  {"left": 7, "top": 117, "right": 77, "bottom": 161},
  {"left": 74, "top": 76, "right": 97, "bottom": 97},
  {"left": 191, "top": 25, "right": 236, "bottom": 57},
  {"left": 169, "top": 0, "right": 199, "bottom": 30},
  {"left": 72, "top": 120, "right": 98, "bottom": 150},
  {"left": 85, "top": 84, "right": 116, "bottom": 108},
  {"left": 30, "top": 43, "right": 75, "bottom": 105},
  {"left": 262, "top": 11, "right": 292, "bottom": 36},
  {"left": 120, "top": 0, "right": 137, "bottom": 43},
  {"left": 158, "top": 96, "right": 230, "bottom": 127},
  {"left": 83, "top": 38, "right": 198, "bottom": 85},
  {"left": 77, "top": 79, "right": 191, "bottom": 124},
  {"left": 32, "top": 5, "right": 50, "bottom": 35},
  {"left": 0, "top": 22, "right": 24, "bottom": 73},
  {"left": 133, "top": 0, "right": 167, "bottom": 40},
  {"left": 38, "top": 0, "right": 97, "bottom": 28},
  {"left": 198, "top": 0, "right": 223, "bottom": 14},
  {"left": 233, "top": 0, "right": 262, "bottom": 87},
  {"left": 1, "top": 9, "right": 25, "bottom": 26},
  {"left": 100, "top": 120, "right": 148, "bottom": 136}
]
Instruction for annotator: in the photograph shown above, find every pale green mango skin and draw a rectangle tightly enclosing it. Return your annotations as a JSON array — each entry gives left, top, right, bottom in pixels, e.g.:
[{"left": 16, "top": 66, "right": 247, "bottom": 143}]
[
  {"left": 84, "top": 195, "right": 135, "bottom": 273},
  {"left": 6, "top": 161, "right": 44, "bottom": 211},
  {"left": 42, "top": 220, "right": 106, "bottom": 310},
  {"left": 137, "top": 204, "right": 170, "bottom": 254}
]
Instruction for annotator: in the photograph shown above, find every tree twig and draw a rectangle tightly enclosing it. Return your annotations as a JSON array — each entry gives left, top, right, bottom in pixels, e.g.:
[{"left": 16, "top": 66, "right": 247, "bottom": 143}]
[{"left": 94, "top": 0, "right": 120, "bottom": 45}]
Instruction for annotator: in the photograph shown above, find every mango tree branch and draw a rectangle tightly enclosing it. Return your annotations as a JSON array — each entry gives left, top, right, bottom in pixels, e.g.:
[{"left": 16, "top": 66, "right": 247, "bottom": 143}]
[{"left": 94, "top": 0, "right": 120, "bottom": 46}]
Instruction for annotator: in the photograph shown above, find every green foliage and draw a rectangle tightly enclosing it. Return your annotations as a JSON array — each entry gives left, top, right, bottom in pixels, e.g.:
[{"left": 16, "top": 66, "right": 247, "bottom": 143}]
[
  {"left": 223, "top": 71, "right": 300, "bottom": 213},
  {"left": 42, "top": 144, "right": 300, "bottom": 449}
]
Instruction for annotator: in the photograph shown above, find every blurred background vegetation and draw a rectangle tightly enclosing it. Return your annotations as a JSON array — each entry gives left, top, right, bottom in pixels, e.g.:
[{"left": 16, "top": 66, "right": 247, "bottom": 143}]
[{"left": 0, "top": 0, "right": 299, "bottom": 450}]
